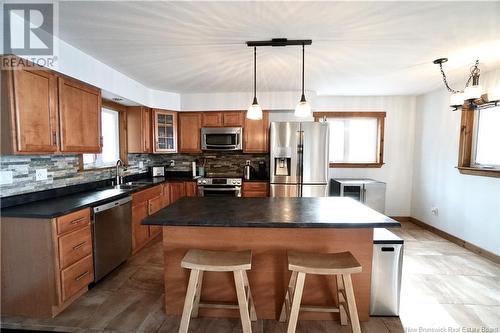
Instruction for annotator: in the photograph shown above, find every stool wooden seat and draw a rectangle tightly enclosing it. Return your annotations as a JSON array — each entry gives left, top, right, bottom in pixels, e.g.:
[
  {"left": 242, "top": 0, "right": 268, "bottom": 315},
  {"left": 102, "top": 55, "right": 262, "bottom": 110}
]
[
  {"left": 179, "top": 249, "right": 257, "bottom": 333},
  {"left": 280, "top": 251, "right": 362, "bottom": 333}
]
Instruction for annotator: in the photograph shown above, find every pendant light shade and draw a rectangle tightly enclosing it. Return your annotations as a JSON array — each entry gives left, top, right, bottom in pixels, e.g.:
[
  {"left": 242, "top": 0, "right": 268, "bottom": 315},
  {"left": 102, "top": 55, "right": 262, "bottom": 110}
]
[
  {"left": 247, "top": 97, "right": 263, "bottom": 120},
  {"left": 247, "top": 47, "right": 262, "bottom": 120},
  {"left": 295, "top": 94, "right": 312, "bottom": 117},
  {"left": 295, "top": 43, "right": 312, "bottom": 118}
]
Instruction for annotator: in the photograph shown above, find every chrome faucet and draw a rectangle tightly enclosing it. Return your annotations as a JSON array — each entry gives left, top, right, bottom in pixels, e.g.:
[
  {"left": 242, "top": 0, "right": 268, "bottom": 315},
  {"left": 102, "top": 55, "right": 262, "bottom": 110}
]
[{"left": 115, "top": 159, "right": 124, "bottom": 185}]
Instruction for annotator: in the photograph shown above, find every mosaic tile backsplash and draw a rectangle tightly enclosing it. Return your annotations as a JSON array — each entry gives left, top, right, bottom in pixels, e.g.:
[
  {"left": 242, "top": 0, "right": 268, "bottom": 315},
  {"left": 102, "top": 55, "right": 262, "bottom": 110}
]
[{"left": 0, "top": 152, "right": 268, "bottom": 197}]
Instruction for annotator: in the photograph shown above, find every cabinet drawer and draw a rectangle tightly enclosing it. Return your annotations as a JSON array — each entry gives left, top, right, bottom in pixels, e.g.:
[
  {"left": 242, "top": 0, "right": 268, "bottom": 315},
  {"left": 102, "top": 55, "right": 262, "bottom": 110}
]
[
  {"left": 242, "top": 182, "right": 269, "bottom": 191},
  {"left": 132, "top": 185, "right": 162, "bottom": 204},
  {"left": 243, "top": 191, "right": 269, "bottom": 198},
  {"left": 56, "top": 208, "right": 90, "bottom": 235},
  {"left": 60, "top": 254, "right": 94, "bottom": 302},
  {"left": 58, "top": 225, "right": 92, "bottom": 269}
]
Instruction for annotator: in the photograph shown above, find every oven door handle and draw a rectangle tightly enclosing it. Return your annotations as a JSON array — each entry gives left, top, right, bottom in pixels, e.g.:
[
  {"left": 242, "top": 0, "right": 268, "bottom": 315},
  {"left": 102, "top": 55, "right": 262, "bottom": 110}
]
[{"left": 201, "top": 188, "right": 240, "bottom": 192}]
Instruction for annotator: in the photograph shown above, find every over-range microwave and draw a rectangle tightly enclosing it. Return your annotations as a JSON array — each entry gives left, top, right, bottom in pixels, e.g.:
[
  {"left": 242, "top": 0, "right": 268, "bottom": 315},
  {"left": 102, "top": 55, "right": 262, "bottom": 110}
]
[{"left": 201, "top": 127, "right": 243, "bottom": 151}]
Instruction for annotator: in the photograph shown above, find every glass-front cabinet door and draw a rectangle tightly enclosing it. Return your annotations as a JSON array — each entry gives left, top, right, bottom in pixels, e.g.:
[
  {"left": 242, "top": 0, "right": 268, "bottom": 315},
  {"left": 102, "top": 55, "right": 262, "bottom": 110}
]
[{"left": 153, "top": 109, "right": 177, "bottom": 153}]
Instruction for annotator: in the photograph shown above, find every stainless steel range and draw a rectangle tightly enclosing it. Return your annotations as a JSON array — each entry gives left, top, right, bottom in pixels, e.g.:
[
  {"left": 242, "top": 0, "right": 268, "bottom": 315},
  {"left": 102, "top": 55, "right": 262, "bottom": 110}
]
[{"left": 197, "top": 177, "right": 242, "bottom": 197}]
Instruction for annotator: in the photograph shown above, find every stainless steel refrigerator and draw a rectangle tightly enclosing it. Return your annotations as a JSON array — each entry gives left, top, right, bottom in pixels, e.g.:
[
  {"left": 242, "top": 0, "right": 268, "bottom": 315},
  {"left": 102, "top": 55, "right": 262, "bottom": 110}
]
[{"left": 270, "top": 122, "right": 329, "bottom": 197}]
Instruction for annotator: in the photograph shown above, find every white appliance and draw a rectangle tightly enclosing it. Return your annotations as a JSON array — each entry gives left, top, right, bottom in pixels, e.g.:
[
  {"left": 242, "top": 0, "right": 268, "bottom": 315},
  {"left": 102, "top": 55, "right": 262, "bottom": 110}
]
[{"left": 270, "top": 122, "right": 329, "bottom": 197}]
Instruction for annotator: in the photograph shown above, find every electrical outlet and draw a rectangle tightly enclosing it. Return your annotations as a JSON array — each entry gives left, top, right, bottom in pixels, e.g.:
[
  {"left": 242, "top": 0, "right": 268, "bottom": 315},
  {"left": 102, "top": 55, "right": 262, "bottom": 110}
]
[
  {"left": 431, "top": 207, "right": 439, "bottom": 216},
  {"left": 139, "top": 161, "right": 144, "bottom": 169},
  {"left": 35, "top": 169, "right": 48, "bottom": 181},
  {"left": 0, "top": 171, "right": 13, "bottom": 185}
]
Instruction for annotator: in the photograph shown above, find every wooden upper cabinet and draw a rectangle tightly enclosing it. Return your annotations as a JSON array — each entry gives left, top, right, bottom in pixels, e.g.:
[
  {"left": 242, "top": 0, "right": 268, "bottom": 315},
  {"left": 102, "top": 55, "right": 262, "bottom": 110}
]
[
  {"left": 153, "top": 109, "right": 177, "bottom": 153},
  {"left": 127, "top": 106, "right": 152, "bottom": 153},
  {"left": 202, "top": 112, "right": 222, "bottom": 127},
  {"left": 178, "top": 112, "right": 201, "bottom": 153},
  {"left": 222, "top": 111, "right": 243, "bottom": 127},
  {"left": 201, "top": 111, "right": 243, "bottom": 127},
  {"left": 58, "top": 77, "right": 102, "bottom": 153},
  {"left": 244, "top": 111, "right": 269, "bottom": 153},
  {"left": 2, "top": 63, "right": 59, "bottom": 154}
]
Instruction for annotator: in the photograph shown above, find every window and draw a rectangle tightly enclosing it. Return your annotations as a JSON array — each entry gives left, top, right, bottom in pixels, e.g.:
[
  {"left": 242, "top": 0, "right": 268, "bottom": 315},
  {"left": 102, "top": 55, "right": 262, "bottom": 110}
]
[
  {"left": 473, "top": 107, "right": 500, "bottom": 168},
  {"left": 82, "top": 108, "right": 120, "bottom": 169},
  {"left": 313, "top": 112, "right": 385, "bottom": 168},
  {"left": 459, "top": 106, "right": 500, "bottom": 177}
]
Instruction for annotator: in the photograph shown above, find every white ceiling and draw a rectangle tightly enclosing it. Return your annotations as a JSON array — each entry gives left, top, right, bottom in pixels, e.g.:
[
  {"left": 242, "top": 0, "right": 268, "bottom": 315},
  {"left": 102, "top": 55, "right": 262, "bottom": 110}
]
[{"left": 59, "top": 1, "right": 500, "bottom": 96}]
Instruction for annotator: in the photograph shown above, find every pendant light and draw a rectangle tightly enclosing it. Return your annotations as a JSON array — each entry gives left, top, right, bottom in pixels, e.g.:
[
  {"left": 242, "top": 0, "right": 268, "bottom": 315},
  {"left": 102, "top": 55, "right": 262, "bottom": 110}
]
[
  {"left": 247, "top": 46, "right": 263, "bottom": 120},
  {"left": 295, "top": 43, "right": 312, "bottom": 117}
]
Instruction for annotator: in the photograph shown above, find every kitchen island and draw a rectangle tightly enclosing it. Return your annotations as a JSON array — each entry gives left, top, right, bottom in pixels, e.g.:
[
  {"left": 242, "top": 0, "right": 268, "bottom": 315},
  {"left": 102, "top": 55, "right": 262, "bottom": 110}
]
[{"left": 143, "top": 197, "right": 400, "bottom": 321}]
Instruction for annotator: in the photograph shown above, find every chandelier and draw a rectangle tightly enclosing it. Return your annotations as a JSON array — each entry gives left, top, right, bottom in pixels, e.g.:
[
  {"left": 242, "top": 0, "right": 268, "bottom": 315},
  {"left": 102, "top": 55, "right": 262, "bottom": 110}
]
[{"left": 433, "top": 58, "right": 500, "bottom": 111}]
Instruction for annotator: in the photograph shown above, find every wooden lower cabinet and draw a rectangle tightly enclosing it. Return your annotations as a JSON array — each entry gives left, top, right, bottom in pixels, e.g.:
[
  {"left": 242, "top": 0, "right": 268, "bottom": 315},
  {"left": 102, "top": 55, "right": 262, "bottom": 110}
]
[
  {"left": 242, "top": 182, "right": 269, "bottom": 197},
  {"left": 132, "top": 200, "right": 150, "bottom": 251},
  {"left": 131, "top": 181, "right": 198, "bottom": 253},
  {"left": 1, "top": 208, "right": 94, "bottom": 317},
  {"left": 185, "top": 181, "right": 198, "bottom": 197},
  {"left": 148, "top": 196, "right": 163, "bottom": 237},
  {"left": 131, "top": 185, "right": 162, "bottom": 253}
]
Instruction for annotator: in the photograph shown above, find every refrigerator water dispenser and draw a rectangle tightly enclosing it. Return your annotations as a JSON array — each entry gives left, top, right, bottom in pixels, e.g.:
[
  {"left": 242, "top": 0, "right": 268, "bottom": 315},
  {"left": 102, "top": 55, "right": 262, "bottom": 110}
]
[{"left": 274, "top": 157, "right": 291, "bottom": 176}]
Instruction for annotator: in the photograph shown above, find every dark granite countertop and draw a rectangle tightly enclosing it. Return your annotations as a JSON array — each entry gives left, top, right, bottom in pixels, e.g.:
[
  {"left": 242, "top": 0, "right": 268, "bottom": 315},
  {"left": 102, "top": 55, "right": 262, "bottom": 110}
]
[
  {"left": 0, "top": 176, "right": 197, "bottom": 219},
  {"left": 143, "top": 197, "right": 401, "bottom": 228}
]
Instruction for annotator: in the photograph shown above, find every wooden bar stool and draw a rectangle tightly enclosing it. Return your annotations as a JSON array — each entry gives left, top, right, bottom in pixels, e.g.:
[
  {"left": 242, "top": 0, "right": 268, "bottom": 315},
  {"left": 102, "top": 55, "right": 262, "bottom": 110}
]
[
  {"left": 279, "top": 250, "right": 362, "bottom": 333},
  {"left": 178, "top": 249, "right": 257, "bottom": 333}
]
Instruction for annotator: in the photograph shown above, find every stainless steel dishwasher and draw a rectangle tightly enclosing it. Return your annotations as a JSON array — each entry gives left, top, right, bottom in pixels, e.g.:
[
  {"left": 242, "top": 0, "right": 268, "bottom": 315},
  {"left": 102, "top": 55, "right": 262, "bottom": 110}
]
[{"left": 92, "top": 196, "right": 132, "bottom": 282}]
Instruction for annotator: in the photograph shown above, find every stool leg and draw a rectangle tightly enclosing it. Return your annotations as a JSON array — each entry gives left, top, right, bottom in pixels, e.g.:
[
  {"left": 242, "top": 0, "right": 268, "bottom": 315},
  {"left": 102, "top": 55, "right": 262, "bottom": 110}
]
[
  {"left": 343, "top": 274, "right": 361, "bottom": 333},
  {"left": 279, "top": 271, "right": 298, "bottom": 322},
  {"left": 243, "top": 271, "right": 257, "bottom": 321},
  {"left": 191, "top": 271, "right": 204, "bottom": 318},
  {"left": 336, "top": 274, "right": 348, "bottom": 325},
  {"left": 234, "top": 270, "right": 253, "bottom": 333},
  {"left": 179, "top": 269, "right": 200, "bottom": 333},
  {"left": 287, "top": 272, "right": 306, "bottom": 333}
]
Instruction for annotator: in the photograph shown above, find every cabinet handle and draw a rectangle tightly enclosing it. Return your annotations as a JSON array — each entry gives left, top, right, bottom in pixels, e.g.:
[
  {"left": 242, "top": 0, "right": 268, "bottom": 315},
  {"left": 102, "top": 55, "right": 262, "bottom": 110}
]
[
  {"left": 75, "top": 271, "right": 89, "bottom": 281},
  {"left": 70, "top": 217, "right": 87, "bottom": 225},
  {"left": 100, "top": 136, "right": 103, "bottom": 147},
  {"left": 52, "top": 131, "right": 57, "bottom": 146},
  {"left": 72, "top": 241, "right": 86, "bottom": 250}
]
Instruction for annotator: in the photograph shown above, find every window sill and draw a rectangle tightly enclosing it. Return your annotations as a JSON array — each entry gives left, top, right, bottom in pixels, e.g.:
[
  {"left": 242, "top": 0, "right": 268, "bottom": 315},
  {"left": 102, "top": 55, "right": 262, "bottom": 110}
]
[
  {"left": 457, "top": 166, "right": 500, "bottom": 178},
  {"left": 329, "top": 162, "right": 384, "bottom": 168}
]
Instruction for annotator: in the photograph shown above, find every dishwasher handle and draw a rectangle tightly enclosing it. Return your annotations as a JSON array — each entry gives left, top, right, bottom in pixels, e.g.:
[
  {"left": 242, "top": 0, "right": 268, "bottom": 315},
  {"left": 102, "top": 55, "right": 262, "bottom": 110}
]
[{"left": 93, "top": 196, "right": 132, "bottom": 213}]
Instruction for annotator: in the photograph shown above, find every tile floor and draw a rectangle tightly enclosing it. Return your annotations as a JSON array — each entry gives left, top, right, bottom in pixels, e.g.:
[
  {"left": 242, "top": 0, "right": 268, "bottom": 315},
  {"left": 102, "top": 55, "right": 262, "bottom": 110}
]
[{"left": 1, "top": 222, "right": 499, "bottom": 332}]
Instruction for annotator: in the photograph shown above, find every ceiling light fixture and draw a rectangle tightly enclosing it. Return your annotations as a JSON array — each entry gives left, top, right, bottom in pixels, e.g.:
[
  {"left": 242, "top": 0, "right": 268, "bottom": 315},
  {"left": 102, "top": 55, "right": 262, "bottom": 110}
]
[
  {"left": 294, "top": 43, "right": 311, "bottom": 118},
  {"left": 247, "top": 46, "right": 262, "bottom": 120},
  {"left": 246, "top": 38, "right": 313, "bottom": 118},
  {"left": 433, "top": 58, "right": 500, "bottom": 111}
]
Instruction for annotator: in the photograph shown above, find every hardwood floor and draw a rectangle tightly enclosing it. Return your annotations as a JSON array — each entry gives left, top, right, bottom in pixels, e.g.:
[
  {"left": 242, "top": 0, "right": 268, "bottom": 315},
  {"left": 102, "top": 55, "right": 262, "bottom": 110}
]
[{"left": 1, "top": 222, "right": 498, "bottom": 332}]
